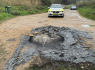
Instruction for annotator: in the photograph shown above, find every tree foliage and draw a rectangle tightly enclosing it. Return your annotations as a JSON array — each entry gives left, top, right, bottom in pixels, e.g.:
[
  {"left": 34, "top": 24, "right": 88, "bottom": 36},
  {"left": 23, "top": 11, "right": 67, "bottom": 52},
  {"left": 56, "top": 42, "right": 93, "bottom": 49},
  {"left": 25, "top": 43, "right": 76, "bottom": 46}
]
[
  {"left": 41, "top": 0, "right": 51, "bottom": 6},
  {"left": 51, "top": 0, "right": 62, "bottom": 4},
  {"left": 61, "top": 0, "right": 76, "bottom": 5}
]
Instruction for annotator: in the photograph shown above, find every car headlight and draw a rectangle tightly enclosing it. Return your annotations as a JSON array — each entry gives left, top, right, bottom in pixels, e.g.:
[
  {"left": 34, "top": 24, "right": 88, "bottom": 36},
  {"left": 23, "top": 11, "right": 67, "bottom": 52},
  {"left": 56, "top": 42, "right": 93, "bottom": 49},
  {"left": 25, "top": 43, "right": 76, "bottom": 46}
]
[
  {"left": 60, "top": 9, "right": 64, "bottom": 11},
  {"left": 48, "top": 11, "right": 52, "bottom": 13},
  {"left": 48, "top": 9, "right": 52, "bottom": 12},
  {"left": 60, "top": 9, "right": 64, "bottom": 13}
]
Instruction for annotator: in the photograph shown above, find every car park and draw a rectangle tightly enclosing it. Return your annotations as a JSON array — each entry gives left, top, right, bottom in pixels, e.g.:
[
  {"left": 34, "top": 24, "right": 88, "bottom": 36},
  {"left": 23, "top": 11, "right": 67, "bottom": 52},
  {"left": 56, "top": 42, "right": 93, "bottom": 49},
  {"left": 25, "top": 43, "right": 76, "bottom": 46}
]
[{"left": 48, "top": 4, "right": 64, "bottom": 17}]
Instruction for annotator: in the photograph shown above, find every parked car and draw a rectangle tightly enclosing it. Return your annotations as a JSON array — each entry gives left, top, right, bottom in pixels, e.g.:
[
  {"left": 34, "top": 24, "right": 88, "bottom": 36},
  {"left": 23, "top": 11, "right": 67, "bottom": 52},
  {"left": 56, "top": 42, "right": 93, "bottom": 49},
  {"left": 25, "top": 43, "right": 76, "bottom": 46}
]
[
  {"left": 48, "top": 4, "right": 64, "bottom": 17},
  {"left": 70, "top": 6, "right": 77, "bottom": 10}
]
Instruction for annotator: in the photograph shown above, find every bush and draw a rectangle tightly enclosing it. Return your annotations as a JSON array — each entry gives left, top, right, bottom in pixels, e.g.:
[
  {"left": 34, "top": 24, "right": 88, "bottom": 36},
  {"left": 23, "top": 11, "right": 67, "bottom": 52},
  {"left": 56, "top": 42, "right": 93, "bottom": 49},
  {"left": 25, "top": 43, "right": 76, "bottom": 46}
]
[
  {"left": 77, "top": 1, "right": 95, "bottom": 21},
  {"left": 41, "top": 0, "right": 51, "bottom": 6},
  {"left": 0, "top": 5, "right": 48, "bottom": 23},
  {"left": 0, "top": 7, "right": 5, "bottom": 13},
  {"left": 76, "top": 1, "right": 95, "bottom": 8},
  {"left": 12, "top": 5, "right": 48, "bottom": 16}
]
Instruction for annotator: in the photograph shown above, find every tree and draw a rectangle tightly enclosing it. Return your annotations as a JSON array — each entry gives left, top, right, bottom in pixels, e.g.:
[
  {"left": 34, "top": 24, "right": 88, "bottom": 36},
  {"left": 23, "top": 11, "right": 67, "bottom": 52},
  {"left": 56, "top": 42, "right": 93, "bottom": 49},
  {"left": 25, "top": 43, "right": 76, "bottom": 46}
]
[
  {"left": 41, "top": 0, "right": 51, "bottom": 6},
  {"left": 61, "top": 0, "right": 69, "bottom": 4},
  {"left": 61, "top": 0, "right": 76, "bottom": 5},
  {"left": 51, "top": 0, "right": 62, "bottom": 4}
]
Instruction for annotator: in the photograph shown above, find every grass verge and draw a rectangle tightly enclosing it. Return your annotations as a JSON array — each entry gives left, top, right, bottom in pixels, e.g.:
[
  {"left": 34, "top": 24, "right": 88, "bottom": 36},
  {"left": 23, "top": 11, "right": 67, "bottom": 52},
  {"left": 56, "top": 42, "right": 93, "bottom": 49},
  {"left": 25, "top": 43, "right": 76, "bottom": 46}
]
[
  {"left": 64, "top": 6, "right": 70, "bottom": 9},
  {"left": 0, "top": 5, "right": 48, "bottom": 23},
  {"left": 0, "top": 13, "right": 15, "bottom": 23},
  {"left": 77, "top": 1, "right": 95, "bottom": 21},
  {"left": 89, "top": 25, "right": 95, "bottom": 27}
]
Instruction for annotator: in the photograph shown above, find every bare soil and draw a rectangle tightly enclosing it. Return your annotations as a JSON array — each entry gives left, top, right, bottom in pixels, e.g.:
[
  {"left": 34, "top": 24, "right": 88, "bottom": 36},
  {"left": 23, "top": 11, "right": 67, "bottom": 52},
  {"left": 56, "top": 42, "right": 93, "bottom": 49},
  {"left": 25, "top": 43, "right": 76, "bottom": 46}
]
[{"left": 0, "top": 9, "right": 95, "bottom": 70}]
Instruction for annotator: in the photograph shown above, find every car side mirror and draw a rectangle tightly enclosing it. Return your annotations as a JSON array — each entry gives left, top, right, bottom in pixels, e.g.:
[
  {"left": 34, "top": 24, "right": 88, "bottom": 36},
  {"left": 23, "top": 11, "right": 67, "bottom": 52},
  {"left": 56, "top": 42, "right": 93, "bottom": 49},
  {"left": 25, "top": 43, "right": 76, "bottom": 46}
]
[{"left": 48, "top": 7, "right": 50, "bottom": 8}]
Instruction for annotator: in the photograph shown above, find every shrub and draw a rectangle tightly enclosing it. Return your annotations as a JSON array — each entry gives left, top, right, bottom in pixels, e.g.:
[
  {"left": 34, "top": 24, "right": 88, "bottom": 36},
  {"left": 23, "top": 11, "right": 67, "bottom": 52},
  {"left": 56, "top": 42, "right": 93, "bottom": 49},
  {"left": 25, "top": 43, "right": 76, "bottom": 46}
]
[
  {"left": 76, "top": 1, "right": 95, "bottom": 8},
  {"left": 77, "top": 1, "right": 95, "bottom": 21},
  {"left": 0, "top": 13, "right": 15, "bottom": 22},
  {"left": 78, "top": 7, "right": 95, "bottom": 21},
  {"left": 0, "top": 5, "right": 48, "bottom": 23},
  {"left": 41, "top": 0, "right": 51, "bottom": 6}
]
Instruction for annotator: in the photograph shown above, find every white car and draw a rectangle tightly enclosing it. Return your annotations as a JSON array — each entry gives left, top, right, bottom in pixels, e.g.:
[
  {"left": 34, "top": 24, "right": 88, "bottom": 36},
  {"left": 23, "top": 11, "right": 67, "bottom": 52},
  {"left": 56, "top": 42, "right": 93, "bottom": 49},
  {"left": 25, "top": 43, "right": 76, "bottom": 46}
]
[
  {"left": 70, "top": 6, "right": 77, "bottom": 10},
  {"left": 48, "top": 4, "right": 64, "bottom": 17}
]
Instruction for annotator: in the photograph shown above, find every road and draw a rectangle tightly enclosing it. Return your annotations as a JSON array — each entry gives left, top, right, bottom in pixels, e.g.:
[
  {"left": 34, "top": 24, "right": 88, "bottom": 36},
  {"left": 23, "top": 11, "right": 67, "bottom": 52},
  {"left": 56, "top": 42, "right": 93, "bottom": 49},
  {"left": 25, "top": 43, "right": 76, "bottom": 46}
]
[{"left": 0, "top": 9, "right": 95, "bottom": 70}]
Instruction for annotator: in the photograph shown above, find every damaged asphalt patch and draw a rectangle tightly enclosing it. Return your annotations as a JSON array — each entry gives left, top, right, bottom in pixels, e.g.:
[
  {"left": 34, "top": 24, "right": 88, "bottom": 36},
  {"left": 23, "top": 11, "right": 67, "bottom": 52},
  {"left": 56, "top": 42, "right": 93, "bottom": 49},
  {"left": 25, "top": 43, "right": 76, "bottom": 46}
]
[{"left": 4, "top": 26, "right": 95, "bottom": 70}]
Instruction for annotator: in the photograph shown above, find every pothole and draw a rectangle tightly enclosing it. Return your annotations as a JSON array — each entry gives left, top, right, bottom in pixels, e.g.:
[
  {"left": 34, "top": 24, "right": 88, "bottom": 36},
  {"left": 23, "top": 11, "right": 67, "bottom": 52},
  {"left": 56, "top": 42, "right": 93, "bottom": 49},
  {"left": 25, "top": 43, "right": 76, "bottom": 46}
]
[
  {"left": 4, "top": 26, "right": 95, "bottom": 70},
  {"left": 29, "top": 31, "right": 64, "bottom": 48}
]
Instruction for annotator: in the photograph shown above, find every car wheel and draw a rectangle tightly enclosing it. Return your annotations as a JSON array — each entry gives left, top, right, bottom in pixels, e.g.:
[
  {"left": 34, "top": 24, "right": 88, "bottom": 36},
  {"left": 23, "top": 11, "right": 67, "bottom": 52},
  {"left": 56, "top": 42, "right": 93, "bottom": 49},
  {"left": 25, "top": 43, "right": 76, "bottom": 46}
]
[
  {"left": 62, "top": 15, "right": 64, "bottom": 18},
  {"left": 61, "top": 16, "right": 64, "bottom": 18}
]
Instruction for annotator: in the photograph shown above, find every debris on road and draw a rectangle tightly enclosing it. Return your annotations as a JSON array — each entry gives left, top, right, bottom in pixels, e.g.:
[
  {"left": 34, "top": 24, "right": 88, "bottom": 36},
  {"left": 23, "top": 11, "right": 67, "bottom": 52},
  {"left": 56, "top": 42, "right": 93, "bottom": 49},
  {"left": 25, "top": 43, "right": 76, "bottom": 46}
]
[
  {"left": 82, "top": 25, "right": 90, "bottom": 27},
  {"left": 4, "top": 26, "right": 95, "bottom": 70},
  {"left": 6, "top": 38, "right": 16, "bottom": 41}
]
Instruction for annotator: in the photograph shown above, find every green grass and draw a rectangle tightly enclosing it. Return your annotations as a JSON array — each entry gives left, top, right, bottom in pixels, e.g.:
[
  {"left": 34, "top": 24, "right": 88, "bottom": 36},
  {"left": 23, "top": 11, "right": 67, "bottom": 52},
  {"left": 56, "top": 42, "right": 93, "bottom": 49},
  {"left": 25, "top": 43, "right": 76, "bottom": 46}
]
[
  {"left": 77, "top": 1, "right": 95, "bottom": 21},
  {"left": 78, "top": 7, "right": 95, "bottom": 21},
  {"left": 0, "top": 5, "right": 48, "bottom": 23},
  {"left": 0, "top": 13, "right": 15, "bottom": 23},
  {"left": 89, "top": 25, "right": 95, "bottom": 27}
]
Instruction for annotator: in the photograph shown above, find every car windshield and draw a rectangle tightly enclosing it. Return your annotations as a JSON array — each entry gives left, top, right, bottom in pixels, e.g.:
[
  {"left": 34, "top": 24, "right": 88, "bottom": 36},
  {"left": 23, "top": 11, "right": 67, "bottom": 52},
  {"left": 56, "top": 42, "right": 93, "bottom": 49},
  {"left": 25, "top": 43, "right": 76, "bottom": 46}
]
[{"left": 50, "top": 4, "right": 62, "bottom": 8}]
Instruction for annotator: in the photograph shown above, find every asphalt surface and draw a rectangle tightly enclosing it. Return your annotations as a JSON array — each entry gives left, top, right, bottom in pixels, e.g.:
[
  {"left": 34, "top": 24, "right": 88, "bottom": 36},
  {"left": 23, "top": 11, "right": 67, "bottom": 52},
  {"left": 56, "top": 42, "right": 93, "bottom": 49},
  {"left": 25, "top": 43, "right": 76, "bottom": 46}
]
[{"left": 4, "top": 26, "right": 95, "bottom": 70}]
